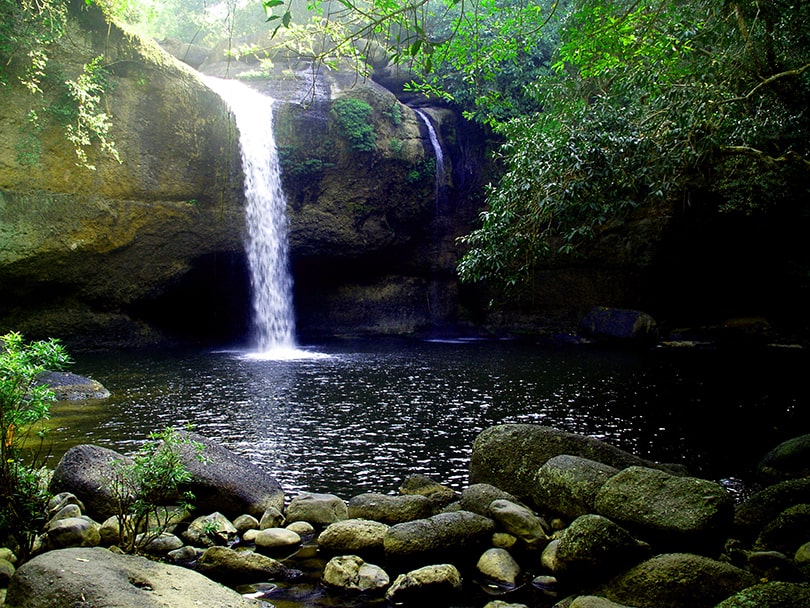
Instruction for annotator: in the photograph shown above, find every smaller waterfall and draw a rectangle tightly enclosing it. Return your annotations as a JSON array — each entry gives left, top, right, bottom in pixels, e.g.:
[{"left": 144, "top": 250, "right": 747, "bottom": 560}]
[
  {"left": 414, "top": 109, "right": 446, "bottom": 203},
  {"left": 204, "top": 77, "right": 297, "bottom": 357}
]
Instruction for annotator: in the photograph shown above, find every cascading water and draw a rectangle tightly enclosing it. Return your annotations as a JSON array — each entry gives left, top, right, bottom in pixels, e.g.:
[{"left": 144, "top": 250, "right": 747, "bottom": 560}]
[
  {"left": 414, "top": 108, "right": 446, "bottom": 204},
  {"left": 204, "top": 77, "right": 298, "bottom": 357}
]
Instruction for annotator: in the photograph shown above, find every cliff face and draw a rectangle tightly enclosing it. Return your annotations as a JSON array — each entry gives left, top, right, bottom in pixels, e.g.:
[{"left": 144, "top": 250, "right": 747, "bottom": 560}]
[
  {"left": 0, "top": 4, "right": 472, "bottom": 348},
  {"left": 0, "top": 3, "right": 249, "bottom": 349}
]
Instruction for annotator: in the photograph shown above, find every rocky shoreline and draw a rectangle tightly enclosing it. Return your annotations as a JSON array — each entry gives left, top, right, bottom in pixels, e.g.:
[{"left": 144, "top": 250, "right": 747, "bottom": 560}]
[{"left": 2, "top": 423, "right": 810, "bottom": 607}]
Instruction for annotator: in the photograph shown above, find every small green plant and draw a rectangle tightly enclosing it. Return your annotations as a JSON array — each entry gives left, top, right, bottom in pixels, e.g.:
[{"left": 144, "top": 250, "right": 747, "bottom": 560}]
[
  {"left": 389, "top": 138, "right": 404, "bottom": 155},
  {"left": 331, "top": 97, "right": 376, "bottom": 153},
  {"left": 0, "top": 331, "right": 71, "bottom": 563},
  {"left": 383, "top": 102, "right": 402, "bottom": 126},
  {"left": 106, "top": 426, "right": 205, "bottom": 553}
]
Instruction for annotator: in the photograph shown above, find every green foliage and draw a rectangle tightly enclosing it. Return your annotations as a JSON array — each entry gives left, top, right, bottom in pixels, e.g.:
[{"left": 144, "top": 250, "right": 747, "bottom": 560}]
[
  {"left": 0, "top": 331, "right": 71, "bottom": 562},
  {"left": 1, "top": 0, "right": 120, "bottom": 170},
  {"left": 106, "top": 426, "right": 205, "bottom": 554},
  {"left": 405, "top": 157, "right": 435, "bottom": 184},
  {"left": 331, "top": 97, "right": 376, "bottom": 152},
  {"left": 457, "top": 0, "right": 810, "bottom": 294}
]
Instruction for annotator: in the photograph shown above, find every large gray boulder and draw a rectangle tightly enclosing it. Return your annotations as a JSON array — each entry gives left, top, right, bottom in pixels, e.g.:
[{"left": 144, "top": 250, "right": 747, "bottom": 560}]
[
  {"left": 49, "top": 445, "right": 129, "bottom": 521},
  {"left": 37, "top": 371, "right": 111, "bottom": 400},
  {"left": 596, "top": 553, "right": 756, "bottom": 608},
  {"left": 593, "top": 466, "right": 733, "bottom": 552},
  {"left": 470, "top": 425, "right": 681, "bottom": 505},
  {"left": 177, "top": 433, "right": 285, "bottom": 518},
  {"left": 4, "top": 547, "right": 260, "bottom": 608}
]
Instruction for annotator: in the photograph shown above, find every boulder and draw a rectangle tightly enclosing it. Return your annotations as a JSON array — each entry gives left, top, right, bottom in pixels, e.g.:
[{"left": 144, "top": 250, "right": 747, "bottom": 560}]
[
  {"left": 0, "top": 558, "right": 15, "bottom": 587},
  {"left": 552, "top": 514, "right": 650, "bottom": 583},
  {"left": 580, "top": 307, "right": 658, "bottom": 342},
  {"left": 286, "top": 492, "right": 348, "bottom": 526},
  {"left": 596, "top": 553, "right": 757, "bottom": 608},
  {"left": 752, "top": 504, "right": 810, "bottom": 555},
  {"left": 318, "top": 519, "right": 390, "bottom": 553},
  {"left": 49, "top": 445, "right": 128, "bottom": 522},
  {"left": 47, "top": 493, "right": 86, "bottom": 518},
  {"left": 233, "top": 514, "right": 260, "bottom": 534},
  {"left": 476, "top": 548, "right": 521, "bottom": 587},
  {"left": 569, "top": 597, "right": 636, "bottom": 608},
  {"left": 734, "top": 478, "right": 810, "bottom": 542},
  {"left": 37, "top": 371, "right": 110, "bottom": 400},
  {"left": 470, "top": 425, "right": 681, "bottom": 505},
  {"left": 532, "top": 455, "right": 619, "bottom": 519},
  {"left": 348, "top": 493, "right": 433, "bottom": 524},
  {"left": 487, "top": 499, "right": 549, "bottom": 546},
  {"left": 322, "top": 554, "right": 390, "bottom": 592},
  {"left": 459, "top": 483, "right": 522, "bottom": 517},
  {"left": 259, "top": 506, "right": 285, "bottom": 529},
  {"left": 253, "top": 528, "right": 301, "bottom": 553},
  {"left": 177, "top": 432, "right": 285, "bottom": 519},
  {"left": 183, "top": 512, "right": 238, "bottom": 548},
  {"left": 197, "top": 546, "right": 288, "bottom": 585},
  {"left": 286, "top": 521, "right": 316, "bottom": 537},
  {"left": 383, "top": 510, "right": 495, "bottom": 561},
  {"left": 4, "top": 547, "right": 260, "bottom": 608},
  {"left": 385, "top": 563, "right": 462, "bottom": 603},
  {"left": 756, "top": 434, "right": 810, "bottom": 483},
  {"left": 44, "top": 516, "right": 101, "bottom": 550},
  {"left": 593, "top": 466, "right": 733, "bottom": 552},
  {"left": 138, "top": 533, "right": 184, "bottom": 555},
  {"left": 398, "top": 474, "right": 458, "bottom": 510},
  {"left": 715, "top": 581, "right": 810, "bottom": 607}
]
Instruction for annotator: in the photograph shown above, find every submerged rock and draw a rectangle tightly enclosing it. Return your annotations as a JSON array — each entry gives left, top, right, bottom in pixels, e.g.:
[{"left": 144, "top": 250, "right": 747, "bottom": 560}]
[
  {"left": 38, "top": 371, "right": 111, "bottom": 400},
  {"left": 756, "top": 434, "right": 810, "bottom": 483}
]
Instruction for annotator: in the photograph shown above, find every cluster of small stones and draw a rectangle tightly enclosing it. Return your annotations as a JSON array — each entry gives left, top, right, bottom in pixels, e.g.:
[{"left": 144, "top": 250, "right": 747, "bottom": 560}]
[{"left": 3, "top": 430, "right": 810, "bottom": 608}]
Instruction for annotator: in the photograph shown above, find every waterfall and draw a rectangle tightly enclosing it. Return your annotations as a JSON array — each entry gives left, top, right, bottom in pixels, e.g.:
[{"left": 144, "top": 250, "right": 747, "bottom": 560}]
[
  {"left": 204, "top": 77, "right": 297, "bottom": 356},
  {"left": 414, "top": 109, "right": 446, "bottom": 203}
]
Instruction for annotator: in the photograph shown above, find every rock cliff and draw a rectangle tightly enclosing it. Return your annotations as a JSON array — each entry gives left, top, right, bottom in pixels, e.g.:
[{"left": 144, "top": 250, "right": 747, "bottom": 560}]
[{"left": 0, "top": 2, "right": 471, "bottom": 348}]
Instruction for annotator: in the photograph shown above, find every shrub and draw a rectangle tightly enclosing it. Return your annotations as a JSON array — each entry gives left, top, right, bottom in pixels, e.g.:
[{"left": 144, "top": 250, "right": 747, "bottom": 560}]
[
  {"left": 0, "top": 331, "right": 71, "bottom": 562},
  {"left": 105, "top": 426, "right": 206, "bottom": 554},
  {"left": 331, "top": 97, "right": 376, "bottom": 152}
]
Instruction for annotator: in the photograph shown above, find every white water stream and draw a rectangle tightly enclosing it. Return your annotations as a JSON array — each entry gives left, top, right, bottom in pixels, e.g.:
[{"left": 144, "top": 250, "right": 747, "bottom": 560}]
[
  {"left": 204, "top": 77, "right": 299, "bottom": 357},
  {"left": 414, "top": 108, "right": 446, "bottom": 202}
]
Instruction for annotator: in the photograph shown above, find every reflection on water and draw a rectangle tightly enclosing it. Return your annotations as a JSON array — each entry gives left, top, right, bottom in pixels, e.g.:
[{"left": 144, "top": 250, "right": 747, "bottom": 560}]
[{"left": 43, "top": 338, "right": 806, "bottom": 497}]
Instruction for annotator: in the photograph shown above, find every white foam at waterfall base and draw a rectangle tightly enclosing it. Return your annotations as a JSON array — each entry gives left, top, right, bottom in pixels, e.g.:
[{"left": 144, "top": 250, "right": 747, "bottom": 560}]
[{"left": 204, "top": 76, "right": 304, "bottom": 357}]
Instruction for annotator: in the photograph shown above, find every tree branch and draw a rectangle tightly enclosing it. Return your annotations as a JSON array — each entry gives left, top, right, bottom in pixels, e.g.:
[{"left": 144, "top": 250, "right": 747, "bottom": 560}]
[
  {"left": 721, "top": 145, "right": 810, "bottom": 169},
  {"left": 721, "top": 62, "right": 810, "bottom": 104}
]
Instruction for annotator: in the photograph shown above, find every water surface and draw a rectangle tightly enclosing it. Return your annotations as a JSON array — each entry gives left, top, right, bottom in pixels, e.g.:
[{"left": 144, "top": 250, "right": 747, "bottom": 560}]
[{"left": 47, "top": 338, "right": 806, "bottom": 498}]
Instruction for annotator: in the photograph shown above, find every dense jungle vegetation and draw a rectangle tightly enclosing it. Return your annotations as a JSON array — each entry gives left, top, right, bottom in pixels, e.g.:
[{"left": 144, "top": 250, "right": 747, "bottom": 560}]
[{"left": 4, "top": 0, "right": 809, "bottom": 300}]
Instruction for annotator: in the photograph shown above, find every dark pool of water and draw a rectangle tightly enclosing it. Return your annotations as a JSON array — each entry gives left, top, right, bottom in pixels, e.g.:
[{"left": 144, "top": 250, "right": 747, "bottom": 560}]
[{"left": 45, "top": 337, "right": 807, "bottom": 499}]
